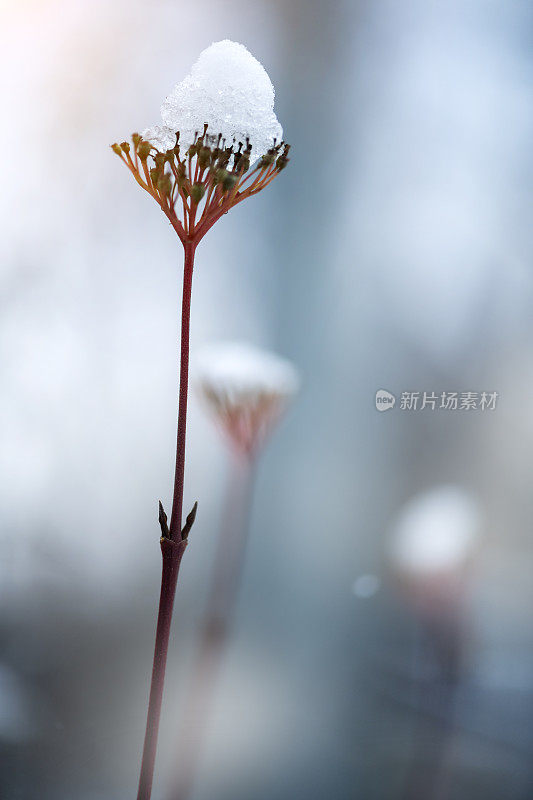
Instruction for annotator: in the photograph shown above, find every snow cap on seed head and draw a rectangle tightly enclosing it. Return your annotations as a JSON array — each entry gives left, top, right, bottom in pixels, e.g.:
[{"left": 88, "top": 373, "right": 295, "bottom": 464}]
[
  {"left": 194, "top": 341, "right": 299, "bottom": 457},
  {"left": 143, "top": 40, "right": 283, "bottom": 160},
  {"left": 141, "top": 124, "right": 176, "bottom": 152}
]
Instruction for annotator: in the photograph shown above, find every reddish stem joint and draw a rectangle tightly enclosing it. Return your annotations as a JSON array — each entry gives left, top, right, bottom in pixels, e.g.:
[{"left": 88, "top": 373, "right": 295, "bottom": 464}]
[{"left": 159, "top": 499, "right": 198, "bottom": 542}]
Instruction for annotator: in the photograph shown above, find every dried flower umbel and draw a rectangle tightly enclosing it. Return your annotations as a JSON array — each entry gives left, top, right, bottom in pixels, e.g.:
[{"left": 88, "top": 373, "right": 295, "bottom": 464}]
[
  {"left": 112, "top": 129, "right": 289, "bottom": 245},
  {"left": 111, "top": 40, "right": 290, "bottom": 800}
]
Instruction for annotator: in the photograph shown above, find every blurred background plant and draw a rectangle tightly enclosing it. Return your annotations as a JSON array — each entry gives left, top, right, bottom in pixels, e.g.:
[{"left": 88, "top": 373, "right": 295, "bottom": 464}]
[
  {"left": 168, "top": 342, "right": 298, "bottom": 800},
  {"left": 2, "top": 1, "right": 533, "bottom": 799},
  {"left": 386, "top": 487, "right": 481, "bottom": 800}
]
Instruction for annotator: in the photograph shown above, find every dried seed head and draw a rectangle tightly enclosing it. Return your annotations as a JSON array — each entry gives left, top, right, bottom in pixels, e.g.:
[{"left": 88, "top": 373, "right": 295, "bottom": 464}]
[
  {"left": 222, "top": 173, "right": 237, "bottom": 192},
  {"left": 157, "top": 173, "right": 172, "bottom": 196},
  {"left": 138, "top": 141, "right": 151, "bottom": 161},
  {"left": 111, "top": 42, "right": 289, "bottom": 242},
  {"left": 190, "top": 183, "right": 206, "bottom": 204}
]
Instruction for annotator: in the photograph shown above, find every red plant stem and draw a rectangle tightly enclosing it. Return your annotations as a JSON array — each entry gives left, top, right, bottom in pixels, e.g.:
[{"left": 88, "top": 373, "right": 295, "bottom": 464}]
[
  {"left": 137, "top": 538, "right": 187, "bottom": 800},
  {"left": 170, "top": 452, "right": 255, "bottom": 800},
  {"left": 136, "top": 239, "right": 196, "bottom": 800},
  {"left": 170, "top": 240, "right": 196, "bottom": 540}
]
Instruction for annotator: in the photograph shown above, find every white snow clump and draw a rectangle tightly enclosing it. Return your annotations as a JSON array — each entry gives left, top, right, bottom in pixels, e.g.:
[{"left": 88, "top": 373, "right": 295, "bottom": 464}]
[{"left": 143, "top": 40, "right": 283, "bottom": 160}]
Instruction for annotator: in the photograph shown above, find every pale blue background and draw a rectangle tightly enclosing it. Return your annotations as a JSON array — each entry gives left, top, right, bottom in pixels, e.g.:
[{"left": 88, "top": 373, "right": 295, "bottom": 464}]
[{"left": 1, "top": 0, "right": 533, "bottom": 798}]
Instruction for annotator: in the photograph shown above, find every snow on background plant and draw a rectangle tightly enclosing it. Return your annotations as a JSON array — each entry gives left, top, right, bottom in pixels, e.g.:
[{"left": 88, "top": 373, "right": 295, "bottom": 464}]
[{"left": 195, "top": 341, "right": 300, "bottom": 457}]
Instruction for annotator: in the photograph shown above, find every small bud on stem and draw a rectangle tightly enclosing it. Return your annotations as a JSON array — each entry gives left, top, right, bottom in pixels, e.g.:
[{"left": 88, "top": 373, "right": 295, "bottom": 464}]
[
  {"left": 138, "top": 141, "right": 151, "bottom": 161},
  {"left": 181, "top": 501, "right": 198, "bottom": 540},
  {"left": 190, "top": 183, "right": 206, "bottom": 204}
]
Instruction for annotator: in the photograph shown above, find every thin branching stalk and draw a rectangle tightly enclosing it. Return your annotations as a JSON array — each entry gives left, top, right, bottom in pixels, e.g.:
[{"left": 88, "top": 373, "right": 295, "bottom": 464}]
[
  {"left": 136, "top": 242, "right": 196, "bottom": 800},
  {"left": 170, "top": 242, "right": 195, "bottom": 539},
  {"left": 137, "top": 537, "right": 186, "bottom": 800},
  {"left": 111, "top": 122, "right": 289, "bottom": 800}
]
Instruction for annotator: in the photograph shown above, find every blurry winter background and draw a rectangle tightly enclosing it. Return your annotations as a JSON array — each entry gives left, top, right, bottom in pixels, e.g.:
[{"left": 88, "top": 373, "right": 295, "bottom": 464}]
[{"left": 2, "top": 0, "right": 533, "bottom": 798}]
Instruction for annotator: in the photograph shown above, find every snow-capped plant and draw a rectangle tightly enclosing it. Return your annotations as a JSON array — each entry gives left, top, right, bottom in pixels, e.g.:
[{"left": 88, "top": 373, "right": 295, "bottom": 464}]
[
  {"left": 112, "top": 40, "right": 288, "bottom": 246},
  {"left": 195, "top": 341, "right": 300, "bottom": 457},
  {"left": 111, "top": 41, "right": 290, "bottom": 800}
]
